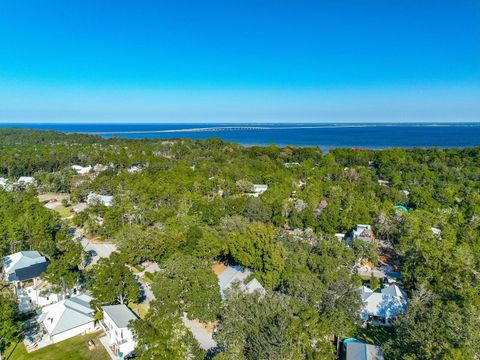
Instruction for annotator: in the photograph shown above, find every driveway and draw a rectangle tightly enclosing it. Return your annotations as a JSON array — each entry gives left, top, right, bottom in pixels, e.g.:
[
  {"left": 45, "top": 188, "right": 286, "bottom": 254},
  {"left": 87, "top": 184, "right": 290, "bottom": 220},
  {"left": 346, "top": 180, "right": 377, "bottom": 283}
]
[
  {"left": 182, "top": 315, "right": 217, "bottom": 351},
  {"left": 81, "top": 238, "right": 118, "bottom": 265},
  {"left": 71, "top": 227, "right": 117, "bottom": 265},
  {"left": 140, "top": 281, "right": 155, "bottom": 303}
]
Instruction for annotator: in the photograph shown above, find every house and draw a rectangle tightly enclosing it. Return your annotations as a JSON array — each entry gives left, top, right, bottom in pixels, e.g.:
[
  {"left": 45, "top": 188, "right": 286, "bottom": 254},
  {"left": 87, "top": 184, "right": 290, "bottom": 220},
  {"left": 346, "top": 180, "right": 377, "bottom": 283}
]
[
  {"left": 87, "top": 193, "right": 114, "bottom": 207},
  {"left": 283, "top": 162, "right": 300, "bottom": 168},
  {"left": 248, "top": 184, "right": 268, "bottom": 197},
  {"left": 335, "top": 233, "right": 345, "bottom": 241},
  {"left": 101, "top": 304, "right": 138, "bottom": 359},
  {"left": 352, "top": 224, "right": 375, "bottom": 243},
  {"left": 377, "top": 180, "right": 389, "bottom": 187},
  {"left": 36, "top": 294, "right": 96, "bottom": 345},
  {"left": 345, "top": 340, "right": 384, "bottom": 360},
  {"left": 3, "top": 251, "right": 60, "bottom": 312},
  {"left": 213, "top": 263, "right": 265, "bottom": 299},
  {"left": 17, "top": 176, "right": 35, "bottom": 190},
  {"left": 94, "top": 164, "right": 109, "bottom": 173},
  {"left": 71, "top": 165, "right": 92, "bottom": 175},
  {"left": 353, "top": 260, "right": 385, "bottom": 279},
  {"left": 360, "top": 284, "right": 408, "bottom": 326},
  {"left": 431, "top": 227, "right": 442, "bottom": 237},
  {"left": 127, "top": 163, "right": 143, "bottom": 174},
  {"left": 0, "top": 177, "right": 12, "bottom": 191},
  {"left": 3, "top": 251, "right": 49, "bottom": 285},
  {"left": 28, "top": 280, "right": 62, "bottom": 308}
]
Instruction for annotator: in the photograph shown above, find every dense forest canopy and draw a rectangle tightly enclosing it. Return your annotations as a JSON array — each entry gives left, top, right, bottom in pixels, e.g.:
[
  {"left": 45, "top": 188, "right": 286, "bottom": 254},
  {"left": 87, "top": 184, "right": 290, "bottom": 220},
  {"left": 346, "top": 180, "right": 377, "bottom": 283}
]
[{"left": 0, "top": 128, "right": 479, "bottom": 359}]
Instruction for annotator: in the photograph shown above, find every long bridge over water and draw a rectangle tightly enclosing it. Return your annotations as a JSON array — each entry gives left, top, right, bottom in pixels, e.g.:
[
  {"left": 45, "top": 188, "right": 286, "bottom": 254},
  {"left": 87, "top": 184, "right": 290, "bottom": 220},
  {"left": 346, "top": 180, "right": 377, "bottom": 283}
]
[{"left": 77, "top": 125, "right": 368, "bottom": 135}]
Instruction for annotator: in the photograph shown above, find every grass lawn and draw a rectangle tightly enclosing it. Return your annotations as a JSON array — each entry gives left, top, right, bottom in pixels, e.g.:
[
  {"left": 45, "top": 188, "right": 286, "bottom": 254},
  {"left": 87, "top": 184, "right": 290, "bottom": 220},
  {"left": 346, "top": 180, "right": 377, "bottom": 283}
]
[
  {"left": 143, "top": 272, "right": 154, "bottom": 282},
  {"left": 129, "top": 302, "right": 149, "bottom": 319},
  {"left": 5, "top": 332, "right": 109, "bottom": 360},
  {"left": 53, "top": 205, "right": 73, "bottom": 218},
  {"left": 132, "top": 265, "right": 143, "bottom": 273},
  {"left": 356, "top": 324, "right": 396, "bottom": 346}
]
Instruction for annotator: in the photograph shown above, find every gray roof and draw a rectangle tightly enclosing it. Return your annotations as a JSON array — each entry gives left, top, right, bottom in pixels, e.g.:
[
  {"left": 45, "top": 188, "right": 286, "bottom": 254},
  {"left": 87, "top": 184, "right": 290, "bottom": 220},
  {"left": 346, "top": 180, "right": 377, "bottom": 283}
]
[
  {"left": 218, "top": 265, "right": 251, "bottom": 291},
  {"left": 3, "top": 251, "right": 49, "bottom": 281},
  {"left": 9, "top": 261, "right": 49, "bottom": 282},
  {"left": 39, "top": 294, "right": 94, "bottom": 336},
  {"left": 102, "top": 304, "right": 137, "bottom": 329},
  {"left": 346, "top": 342, "right": 384, "bottom": 360}
]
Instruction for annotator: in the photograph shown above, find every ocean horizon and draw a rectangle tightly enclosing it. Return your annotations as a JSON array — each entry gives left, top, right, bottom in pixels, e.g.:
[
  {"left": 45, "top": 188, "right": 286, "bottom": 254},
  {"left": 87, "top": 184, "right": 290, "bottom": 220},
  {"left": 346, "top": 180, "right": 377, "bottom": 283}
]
[{"left": 1, "top": 122, "right": 480, "bottom": 149}]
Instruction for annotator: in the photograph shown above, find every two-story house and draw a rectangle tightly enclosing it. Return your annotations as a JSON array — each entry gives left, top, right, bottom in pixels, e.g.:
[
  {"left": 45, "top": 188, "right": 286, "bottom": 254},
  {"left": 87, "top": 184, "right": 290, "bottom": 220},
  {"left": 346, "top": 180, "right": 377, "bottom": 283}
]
[
  {"left": 2, "top": 251, "right": 60, "bottom": 311},
  {"left": 102, "top": 304, "right": 138, "bottom": 359}
]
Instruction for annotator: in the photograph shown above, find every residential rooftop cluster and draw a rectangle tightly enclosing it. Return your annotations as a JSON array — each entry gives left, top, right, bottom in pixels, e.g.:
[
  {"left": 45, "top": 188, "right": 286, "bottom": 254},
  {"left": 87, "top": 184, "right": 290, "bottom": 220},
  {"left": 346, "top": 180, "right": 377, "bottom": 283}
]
[{"left": 1, "top": 130, "right": 475, "bottom": 359}]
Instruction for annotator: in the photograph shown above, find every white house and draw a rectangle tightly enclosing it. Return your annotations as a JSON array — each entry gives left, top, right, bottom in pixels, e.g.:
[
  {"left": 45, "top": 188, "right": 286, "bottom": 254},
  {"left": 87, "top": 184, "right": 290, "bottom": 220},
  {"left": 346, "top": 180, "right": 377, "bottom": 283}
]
[
  {"left": 214, "top": 264, "right": 265, "bottom": 299},
  {"left": 2, "top": 251, "right": 58, "bottom": 311},
  {"left": 0, "top": 177, "right": 12, "bottom": 191},
  {"left": 3, "top": 251, "right": 49, "bottom": 284},
  {"left": 377, "top": 179, "right": 389, "bottom": 187},
  {"left": 87, "top": 193, "right": 114, "bottom": 207},
  {"left": 335, "top": 233, "right": 345, "bottom": 241},
  {"left": 71, "top": 165, "right": 92, "bottom": 175},
  {"left": 127, "top": 163, "right": 143, "bottom": 174},
  {"left": 17, "top": 176, "right": 35, "bottom": 190},
  {"left": 360, "top": 284, "right": 408, "bottom": 326},
  {"left": 352, "top": 224, "right": 375, "bottom": 243},
  {"left": 283, "top": 162, "right": 300, "bottom": 168},
  {"left": 248, "top": 184, "right": 268, "bottom": 197},
  {"left": 36, "top": 294, "right": 96, "bottom": 345},
  {"left": 346, "top": 341, "right": 384, "bottom": 360},
  {"left": 28, "top": 280, "right": 62, "bottom": 308},
  {"left": 101, "top": 304, "right": 138, "bottom": 359}
]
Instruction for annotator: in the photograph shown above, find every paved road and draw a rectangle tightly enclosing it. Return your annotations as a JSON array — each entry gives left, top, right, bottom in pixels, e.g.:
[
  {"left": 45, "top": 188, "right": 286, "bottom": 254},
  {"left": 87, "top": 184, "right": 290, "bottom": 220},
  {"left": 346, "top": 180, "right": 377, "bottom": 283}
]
[
  {"left": 72, "top": 227, "right": 117, "bottom": 265},
  {"left": 81, "top": 239, "right": 117, "bottom": 265}
]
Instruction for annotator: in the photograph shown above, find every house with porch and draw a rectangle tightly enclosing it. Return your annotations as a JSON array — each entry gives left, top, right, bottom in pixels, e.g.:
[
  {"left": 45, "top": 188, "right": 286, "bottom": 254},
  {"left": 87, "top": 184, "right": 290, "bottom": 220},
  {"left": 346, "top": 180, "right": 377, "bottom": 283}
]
[
  {"left": 16, "top": 176, "right": 35, "bottom": 190},
  {"left": 2, "top": 251, "right": 59, "bottom": 311},
  {"left": 31, "top": 294, "right": 96, "bottom": 349},
  {"left": 352, "top": 224, "right": 375, "bottom": 243},
  {"left": 360, "top": 284, "right": 408, "bottom": 326},
  {"left": 101, "top": 304, "right": 137, "bottom": 359}
]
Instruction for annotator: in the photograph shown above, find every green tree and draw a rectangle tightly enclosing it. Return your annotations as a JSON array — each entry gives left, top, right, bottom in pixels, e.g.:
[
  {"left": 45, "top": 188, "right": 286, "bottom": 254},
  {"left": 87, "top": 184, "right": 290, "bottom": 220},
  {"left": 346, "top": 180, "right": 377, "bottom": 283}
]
[
  {"left": 130, "top": 308, "right": 204, "bottom": 360},
  {"left": 370, "top": 274, "right": 380, "bottom": 291},
  {"left": 215, "top": 291, "right": 336, "bottom": 359},
  {"left": 385, "top": 287, "right": 480, "bottom": 359},
  {"left": 90, "top": 252, "right": 140, "bottom": 306},
  {"left": 0, "top": 293, "right": 21, "bottom": 359},
  {"left": 151, "top": 254, "right": 221, "bottom": 322},
  {"left": 227, "top": 222, "right": 287, "bottom": 288}
]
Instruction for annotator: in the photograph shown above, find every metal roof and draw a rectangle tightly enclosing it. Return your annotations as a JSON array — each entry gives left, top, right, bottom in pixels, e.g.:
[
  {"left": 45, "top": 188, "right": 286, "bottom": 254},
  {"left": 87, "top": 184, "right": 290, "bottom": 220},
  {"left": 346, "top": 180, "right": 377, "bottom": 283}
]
[{"left": 102, "top": 304, "right": 137, "bottom": 329}]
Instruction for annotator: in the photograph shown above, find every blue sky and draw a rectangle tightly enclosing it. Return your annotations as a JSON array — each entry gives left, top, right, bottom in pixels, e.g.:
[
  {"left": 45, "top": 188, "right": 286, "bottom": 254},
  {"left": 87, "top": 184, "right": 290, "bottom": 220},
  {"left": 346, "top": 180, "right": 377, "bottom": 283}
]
[{"left": 0, "top": 0, "right": 479, "bottom": 123}]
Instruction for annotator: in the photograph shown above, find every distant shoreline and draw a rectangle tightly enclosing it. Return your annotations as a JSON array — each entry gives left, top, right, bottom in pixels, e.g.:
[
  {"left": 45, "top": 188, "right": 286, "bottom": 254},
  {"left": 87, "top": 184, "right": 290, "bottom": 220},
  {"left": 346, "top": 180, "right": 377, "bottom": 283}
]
[
  {"left": 66, "top": 122, "right": 480, "bottom": 135},
  {"left": 1, "top": 123, "right": 480, "bottom": 149}
]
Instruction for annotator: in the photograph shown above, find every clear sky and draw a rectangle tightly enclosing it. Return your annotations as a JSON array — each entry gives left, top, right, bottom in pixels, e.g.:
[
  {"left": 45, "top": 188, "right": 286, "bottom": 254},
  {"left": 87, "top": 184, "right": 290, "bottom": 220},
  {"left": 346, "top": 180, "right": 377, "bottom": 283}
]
[{"left": 0, "top": 0, "right": 479, "bottom": 123}]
